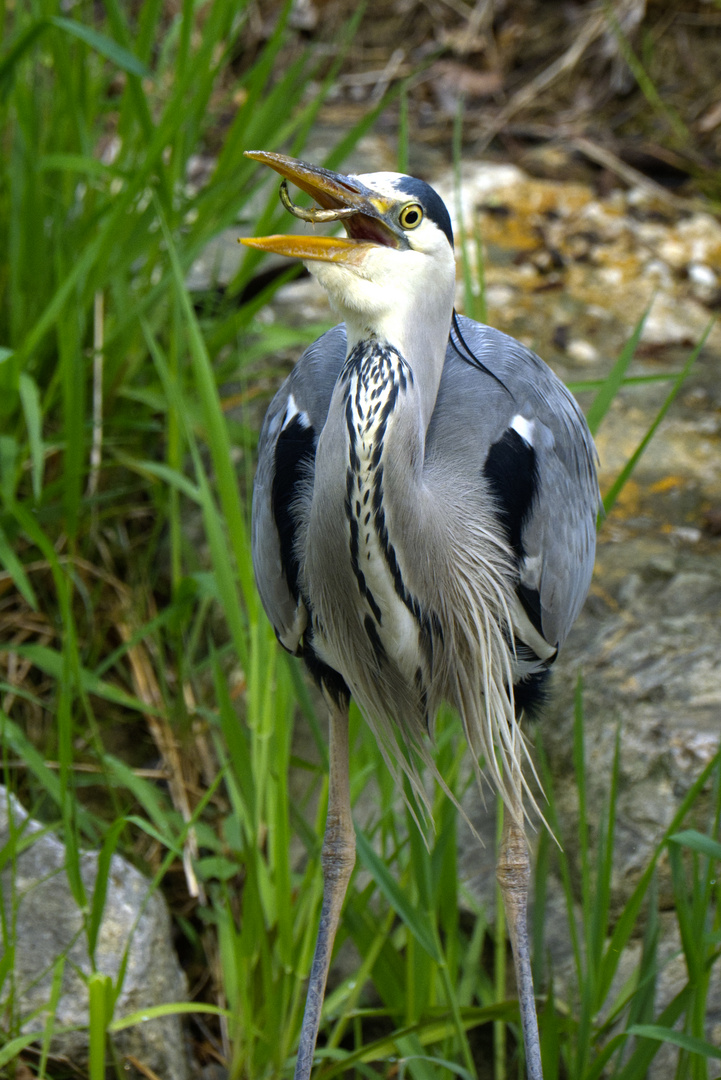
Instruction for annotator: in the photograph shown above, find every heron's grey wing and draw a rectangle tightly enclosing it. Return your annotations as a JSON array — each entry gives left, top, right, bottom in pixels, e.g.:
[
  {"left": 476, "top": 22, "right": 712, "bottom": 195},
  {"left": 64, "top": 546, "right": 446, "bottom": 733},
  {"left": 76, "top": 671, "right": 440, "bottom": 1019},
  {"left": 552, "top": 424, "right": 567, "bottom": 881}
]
[
  {"left": 252, "top": 324, "right": 348, "bottom": 652},
  {"left": 429, "top": 316, "right": 599, "bottom": 653}
]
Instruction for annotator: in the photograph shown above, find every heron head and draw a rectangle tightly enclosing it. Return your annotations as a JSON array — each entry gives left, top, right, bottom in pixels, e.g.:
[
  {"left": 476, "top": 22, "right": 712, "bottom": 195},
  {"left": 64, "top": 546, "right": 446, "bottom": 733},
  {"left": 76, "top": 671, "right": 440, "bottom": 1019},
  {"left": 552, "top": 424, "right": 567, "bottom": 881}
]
[{"left": 240, "top": 151, "right": 457, "bottom": 347}]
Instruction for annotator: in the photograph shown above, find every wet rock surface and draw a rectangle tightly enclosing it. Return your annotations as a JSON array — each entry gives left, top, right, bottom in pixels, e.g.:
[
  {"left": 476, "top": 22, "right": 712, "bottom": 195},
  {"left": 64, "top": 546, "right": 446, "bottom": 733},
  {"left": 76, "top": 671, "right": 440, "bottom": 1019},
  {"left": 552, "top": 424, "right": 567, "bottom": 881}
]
[{"left": 0, "top": 787, "right": 190, "bottom": 1080}]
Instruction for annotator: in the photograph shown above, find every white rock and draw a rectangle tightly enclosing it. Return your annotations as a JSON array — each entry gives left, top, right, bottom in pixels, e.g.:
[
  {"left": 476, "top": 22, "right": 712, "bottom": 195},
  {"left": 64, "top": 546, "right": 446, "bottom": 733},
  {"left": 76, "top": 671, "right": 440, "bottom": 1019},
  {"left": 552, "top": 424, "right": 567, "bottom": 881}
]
[{"left": 567, "top": 339, "right": 599, "bottom": 364}]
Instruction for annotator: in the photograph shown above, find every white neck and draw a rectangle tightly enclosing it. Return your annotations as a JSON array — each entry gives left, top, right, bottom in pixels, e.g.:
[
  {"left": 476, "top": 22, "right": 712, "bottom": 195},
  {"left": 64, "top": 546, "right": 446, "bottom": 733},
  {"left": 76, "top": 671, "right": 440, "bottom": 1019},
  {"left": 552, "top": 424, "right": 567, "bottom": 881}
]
[{"left": 307, "top": 240, "right": 455, "bottom": 431}]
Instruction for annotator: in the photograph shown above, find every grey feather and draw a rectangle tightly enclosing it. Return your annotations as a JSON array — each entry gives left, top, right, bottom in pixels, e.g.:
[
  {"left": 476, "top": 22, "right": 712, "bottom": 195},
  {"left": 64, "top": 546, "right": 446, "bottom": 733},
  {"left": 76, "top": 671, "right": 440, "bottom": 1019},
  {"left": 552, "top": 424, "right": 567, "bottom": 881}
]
[{"left": 253, "top": 318, "right": 598, "bottom": 667}]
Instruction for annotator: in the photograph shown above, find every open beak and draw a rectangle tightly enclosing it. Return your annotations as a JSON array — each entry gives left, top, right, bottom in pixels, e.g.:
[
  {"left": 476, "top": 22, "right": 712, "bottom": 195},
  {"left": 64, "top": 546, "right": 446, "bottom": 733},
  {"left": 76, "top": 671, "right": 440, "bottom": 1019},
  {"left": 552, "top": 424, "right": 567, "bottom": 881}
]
[{"left": 240, "top": 150, "right": 399, "bottom": 264}]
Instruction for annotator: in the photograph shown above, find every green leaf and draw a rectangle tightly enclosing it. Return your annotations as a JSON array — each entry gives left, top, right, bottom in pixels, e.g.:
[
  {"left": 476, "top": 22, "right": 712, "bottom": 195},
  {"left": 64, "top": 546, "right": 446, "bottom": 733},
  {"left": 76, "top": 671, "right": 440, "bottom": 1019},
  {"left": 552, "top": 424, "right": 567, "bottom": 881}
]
[
  {"left": 88, "top": 972, "right": 114, "bottom": 1080},
  {"left": 0, "top": 1032, "right": 47, "bottom": 1068},
  {"left": 18, "top": 372, "right": 44, "bottom": 501},
  {"left": 0, "top": 20, "right": 49, "bottom": 95},
  {"left": 39, "top": 153, "right": 120, "bottom": 176},
  {"left": 123, "top": 815, "right": 183, "bottom": 857},
  {"left": 88, "top": 819, "right": 127, "bottom": 961},
  {"left": 98, "top": 755, "right": 179, "bottom": 851},
  {"left": 628, "top": 1024, "right": 721, "bottom": 1060},
  {"left": 129, "top": 459, "right": 201, "bottom": 500},
  {"left": 108, "top": 1001, "right": 229, "bottom": 1033},
  {"left": 196, "top": 855, "right": 240, "bottom": 882},
  {"left": 585, "top": 306, "right": 648, "bottom": 435},
  {"left": 0, "top": 643, "right": 164, "bottom": 716},
  {"left": 49, "top": 16, "right": 151, "bottom": 78},
  {"left": 0, "top": 713, "right": 99, "bottom": 839},
  {"left": 355, "top": 828, "right": 440, "bottom": 962},
  {"left": 38, "top": 956, "right": 66, "bottom": 1078},
  {"left": 0, "top": 522, "right": 38, "bottom": 609},
  {"left": 603, "top": 321, "right": 712, "bottom": 516},
  {"left": 670, "top": 829, "right": 721, "bottom": 861},
  {"left": 316, "top": 1004, "right": 514, "bottom": 1079}
]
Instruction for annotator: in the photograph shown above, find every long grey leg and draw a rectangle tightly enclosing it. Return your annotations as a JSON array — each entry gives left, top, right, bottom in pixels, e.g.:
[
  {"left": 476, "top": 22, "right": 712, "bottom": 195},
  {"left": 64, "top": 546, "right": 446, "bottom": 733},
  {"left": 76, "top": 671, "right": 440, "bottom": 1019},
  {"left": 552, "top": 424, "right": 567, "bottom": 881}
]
[
  {"left": 294, "top": 700, "right": 355, "bottom": 1080},
  {"left": 496, "top": 808, "right": 544, "bottom": 1080}
]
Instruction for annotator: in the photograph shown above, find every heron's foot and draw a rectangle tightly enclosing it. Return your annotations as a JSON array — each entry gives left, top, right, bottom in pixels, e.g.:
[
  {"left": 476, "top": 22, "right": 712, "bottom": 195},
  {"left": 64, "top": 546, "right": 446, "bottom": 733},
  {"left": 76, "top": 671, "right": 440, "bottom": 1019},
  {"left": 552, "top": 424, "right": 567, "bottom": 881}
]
[
  {"left": 294, "top": 705, "right": 355, "bottom": 1080},
  {"left": 497, "top": 817, "right": 544, "bottom": 1080}
]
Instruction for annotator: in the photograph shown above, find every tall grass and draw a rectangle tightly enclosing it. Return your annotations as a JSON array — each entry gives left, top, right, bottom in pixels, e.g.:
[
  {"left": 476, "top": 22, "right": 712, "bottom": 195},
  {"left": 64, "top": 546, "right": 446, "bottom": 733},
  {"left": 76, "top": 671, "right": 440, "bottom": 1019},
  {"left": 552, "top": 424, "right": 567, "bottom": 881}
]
[
  {"left": 0, "top": 1, "right": 379, "bottom": 1076},
  {"left": 1, "top": 3, "right": 719, "bottom": 1079}
]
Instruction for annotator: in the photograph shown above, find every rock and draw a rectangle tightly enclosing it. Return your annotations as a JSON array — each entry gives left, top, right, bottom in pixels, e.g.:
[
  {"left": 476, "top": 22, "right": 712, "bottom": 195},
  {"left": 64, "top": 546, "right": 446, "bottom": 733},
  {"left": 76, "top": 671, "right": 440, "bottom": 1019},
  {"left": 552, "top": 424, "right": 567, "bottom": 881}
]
[
  {"left": 688, "top": 262, "right": 721, "bottom": 306},
  {"left": 542, "top": 544, "right": 721, "bottom": 1078},
  {"left": 0, "top": 787, "right": 190, "bottom": 1080},
  {"left": 640, "top": 291, "right": 708, "bottom": 347},
  {"left": 566, "top": 338, "right": 599, "bottom": 364},
  {"left": 545, "top": 552, "right": 721, "bottom": 905}
]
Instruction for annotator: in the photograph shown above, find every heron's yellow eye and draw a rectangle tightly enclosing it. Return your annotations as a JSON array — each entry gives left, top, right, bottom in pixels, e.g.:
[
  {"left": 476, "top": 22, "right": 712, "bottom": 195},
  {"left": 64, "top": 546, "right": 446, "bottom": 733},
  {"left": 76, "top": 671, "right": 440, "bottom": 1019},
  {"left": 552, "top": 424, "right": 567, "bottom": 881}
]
[{"left": 399, "top": 204, "right": 423, "bottom": 230}]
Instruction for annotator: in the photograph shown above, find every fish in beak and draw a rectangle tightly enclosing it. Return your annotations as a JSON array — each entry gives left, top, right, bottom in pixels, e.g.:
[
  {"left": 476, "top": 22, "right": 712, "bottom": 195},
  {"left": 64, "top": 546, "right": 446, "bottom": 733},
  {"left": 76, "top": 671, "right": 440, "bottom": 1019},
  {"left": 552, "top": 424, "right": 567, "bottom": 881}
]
[{"left": 239, "top": 150, "right": 404, "bottom": 264}]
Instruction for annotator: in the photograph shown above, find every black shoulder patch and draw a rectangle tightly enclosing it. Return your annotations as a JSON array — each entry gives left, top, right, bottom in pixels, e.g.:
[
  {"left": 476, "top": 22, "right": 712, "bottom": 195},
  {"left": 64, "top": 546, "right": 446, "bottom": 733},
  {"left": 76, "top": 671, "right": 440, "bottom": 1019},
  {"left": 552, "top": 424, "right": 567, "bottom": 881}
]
[
  {"left": 483, "top": 428, "right": 538, "bottom": 558},
  {"left": 271, "top": 415, "right": 315, "bottom": 602},
  {"left": 394, "top": 177, "right": 454, "bottom": 249},
  {"left": 513, "top": 668, "right": 551, "bottom": 720}
]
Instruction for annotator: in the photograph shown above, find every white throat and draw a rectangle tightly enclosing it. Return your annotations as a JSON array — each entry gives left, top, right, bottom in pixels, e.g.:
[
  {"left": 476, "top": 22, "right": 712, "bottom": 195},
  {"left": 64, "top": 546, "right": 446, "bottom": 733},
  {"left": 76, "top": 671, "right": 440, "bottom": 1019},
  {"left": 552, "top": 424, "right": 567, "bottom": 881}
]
[{"left": 306, "top": 238, "right": 456, "bottom": 428}]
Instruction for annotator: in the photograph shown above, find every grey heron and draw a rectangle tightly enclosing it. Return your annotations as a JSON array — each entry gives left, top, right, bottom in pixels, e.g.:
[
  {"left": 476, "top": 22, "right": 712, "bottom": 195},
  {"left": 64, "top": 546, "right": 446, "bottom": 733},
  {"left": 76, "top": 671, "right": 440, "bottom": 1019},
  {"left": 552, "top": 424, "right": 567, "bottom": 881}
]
[{"left": 241, "top": 151, "right": 599, "bottom": 1080}]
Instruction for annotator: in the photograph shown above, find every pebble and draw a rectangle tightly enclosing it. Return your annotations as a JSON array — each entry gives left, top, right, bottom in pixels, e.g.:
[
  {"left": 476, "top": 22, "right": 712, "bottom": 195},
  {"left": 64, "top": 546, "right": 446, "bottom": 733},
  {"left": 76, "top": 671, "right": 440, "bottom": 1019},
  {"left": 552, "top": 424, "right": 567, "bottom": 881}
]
[
  {"left": 688, "top": 261, "right": 719, "bottom": 304},
  {"left": 566, "top": 338, "right": 599, "bottom": 364}
]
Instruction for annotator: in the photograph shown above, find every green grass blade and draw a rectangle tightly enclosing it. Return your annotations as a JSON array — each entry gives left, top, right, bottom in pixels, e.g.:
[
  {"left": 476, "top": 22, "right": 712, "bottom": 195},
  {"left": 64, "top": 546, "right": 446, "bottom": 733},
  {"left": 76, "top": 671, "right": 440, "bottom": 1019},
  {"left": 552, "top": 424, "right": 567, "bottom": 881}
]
[
  {"left": 87, "top": 818, "right": 126, "bottom": 962},
  {"left": 153, "top": 199, "right": 257, "bottom": 620},
  {"left": 355, "top": 828, "right": 441, "bottom": 962},
  {"left": 627, "top": 1025, "right": 721, "bottom": 1062},
  {"left": 38, "top": 955, "right": 65, "bottom": 1080},
  {"left": 0, "top": 19, "right": 49, "bottom": 92},
  {"left": 598, "top": 751, "right": 721, "bottom": 1007},
  {"left": 668, "top": 841, "right": 701, "bottom": 982},
  {"left": 0, "top": 1032, "right": 46, "bottom": 1069},
  {"left": 211, "top": 648, "right": 257, "bottom": 838},
  {"left": 602, "top": 3, "right": 690, "bottom": 146},
  {"left": 88, "top": 972, "right": 113, "bottom": 1080},
  {"left": 0, "top": 521, "right": 37, "bottom": 609},
  {"left": 17, "top": 371, "right": 43, "bottom": 500},
  {"left": 1, "top": 642, "right": 165, "bottom": 716},
  {"left": 108, "top": 1001, "right": 229, "bottom": 1033},
  {"left": 585, "top": 306, "right": 648, "bottom": 436},
  {"left": 572, "top": 677, "right": 591, "bottom": 959},
  {"left": 590, "top": 726, "right": 620, "bottom": 1003},
  {"left": 670, "top": 830, "right": 721, "bottom": 861},
  {"left": 613, "top": 988, "right": 691, "bottom": 1080},
  {"left": 101, "top": 756, "right": 179, "bottom": 851},
  {"left": 49, "top": 16, "right": 150, "bottom": 77},
  {"left": 603, "top": 323, "right": 712, "bottom": 516},
  {"left": 142, "top": 321, "right": 250, "bottom": 669},
  {"left": 317, "top": 1004, "right": 514, "bottom": 1079}
]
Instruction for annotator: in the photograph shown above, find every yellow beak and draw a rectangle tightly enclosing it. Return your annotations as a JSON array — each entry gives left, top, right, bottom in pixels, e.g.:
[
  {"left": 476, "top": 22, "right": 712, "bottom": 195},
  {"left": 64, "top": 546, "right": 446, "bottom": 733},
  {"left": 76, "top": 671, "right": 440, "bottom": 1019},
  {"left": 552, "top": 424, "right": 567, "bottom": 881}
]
[{"left": 240, "top": 150, "right": 398, "bottom": 264}]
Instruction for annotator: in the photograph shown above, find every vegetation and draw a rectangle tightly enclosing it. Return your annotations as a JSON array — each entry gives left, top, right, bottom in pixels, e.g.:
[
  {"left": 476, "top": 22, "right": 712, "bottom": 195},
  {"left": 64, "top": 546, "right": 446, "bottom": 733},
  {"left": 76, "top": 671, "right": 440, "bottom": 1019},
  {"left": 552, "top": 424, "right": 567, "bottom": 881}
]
[{"left": 1, "top": 2, "right": 719, "bottom": 1079}]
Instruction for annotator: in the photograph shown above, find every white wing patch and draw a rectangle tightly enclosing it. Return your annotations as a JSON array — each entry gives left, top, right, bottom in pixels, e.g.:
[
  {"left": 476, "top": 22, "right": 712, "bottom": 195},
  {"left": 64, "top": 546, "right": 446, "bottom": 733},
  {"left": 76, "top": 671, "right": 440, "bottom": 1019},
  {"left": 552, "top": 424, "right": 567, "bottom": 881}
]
[
  {"left": 511, "top": 414, "right": 535, "bottom": 446},
  {"left": 282, "top": 393, "right": 311, "bottom": 431}
]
